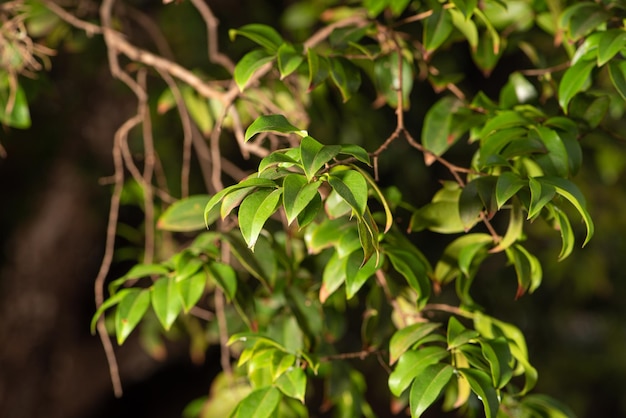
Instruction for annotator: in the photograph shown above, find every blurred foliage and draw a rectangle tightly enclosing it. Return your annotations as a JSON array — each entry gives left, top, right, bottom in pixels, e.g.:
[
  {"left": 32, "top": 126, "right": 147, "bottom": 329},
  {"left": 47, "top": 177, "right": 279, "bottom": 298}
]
[{"left": 3, "top": 0, "right": 626, "bottom": 417}]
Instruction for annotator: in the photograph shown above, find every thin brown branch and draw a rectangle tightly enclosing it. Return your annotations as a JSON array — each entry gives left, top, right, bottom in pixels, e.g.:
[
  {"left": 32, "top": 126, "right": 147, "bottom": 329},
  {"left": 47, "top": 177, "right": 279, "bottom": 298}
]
[
  {"left": 190, "top": 306, "right": 215, "bottom": 321},
  {"left": 304, "top": 15, "right": 369, "bottom": 50},
  {"left": 520, "top": 61, "right": 570, "bottom": 76},
  {"left": 422, "top": 303, "right": 475, "bottom": 319},
  {"left": 188, "top": 0, "right": 235, "bottom": 72},
  {"left": 318, "top": 348, "right": 380, "bottom": 362}
]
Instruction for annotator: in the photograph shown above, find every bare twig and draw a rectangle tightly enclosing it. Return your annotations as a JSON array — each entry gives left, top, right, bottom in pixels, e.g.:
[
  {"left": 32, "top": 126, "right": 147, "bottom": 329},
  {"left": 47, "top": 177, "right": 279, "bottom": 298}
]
[{"left": 188, "top": 0, "right": 235, "bottom": 72}]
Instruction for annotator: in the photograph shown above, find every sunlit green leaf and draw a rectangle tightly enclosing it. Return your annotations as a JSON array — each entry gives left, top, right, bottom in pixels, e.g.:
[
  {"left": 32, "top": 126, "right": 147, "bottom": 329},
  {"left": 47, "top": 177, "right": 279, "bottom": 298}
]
[
  {"left": 450, "top": 8, "right": 478, "bottom": 50},
  {"left": 234, "top": 49, "right": 275, "bottom": 91},
  {"left": 300, "top": 136, "right": 340, "bottom": 180},
  {"left": 319, "top": 251, "right": 347, "bottom": 303},
  {"left": 386, "top": 248, "right": 431, "bottom": 307},
  {"left": 307, "top": 49, "right": 330, "bottom": 91},
  {"left": 389, "top": 322, "right": 442, "bottom": 365},
  {"left": 0, "top": 75, "right": 31, "bottom": 129},
  {"left": 181, "top": 86, "right": 213, "bottom": 136},
  {"left": 205, "top": 178, "right": 277, "bottom": 227},
  {"left": 597, "top": 29, "right": 626, "bottom": 66},
  {"left": 229, "top": 24, "right": 284, "bottom": 52},
  {"left": 231, "top": 386, "right": 282, "bottom": 418},
  {"left": 458, "top": 368, "right": 500, "bottom": 418},
  {"left": 608, "top": 59, "right": 626, "bottom": 100},
  {"left": 388, "top": 346, "right": 449, "bottom": 397},
  {"left": 115, "top": 289, "right": 151, "bottom": 344},
  {"left": 479, "top": 337, "right": 513, "bottom": 389},
  {"left": 245, "top": 114, "right": 307, "bottom": 141},
  {"left": 558, "top": 60, "right": 595, "bottom": 112},
  {"left": 151, "top": 277, "right": 183, "bottom": 330},
  {"left": 327, "top": 169, "right": 368, "bottom": 216},
  {"left": 239, "top": 189, "right": 283, "bottom": 249},
  {"left": 158, "top": 195, "right": 211, "bottom": 232},
  {"left": 283, "top": 175, "right": 321, "bottom": 225},
  {"left": 109, "top": 264, "right": 169, "bottom": 295},
  {"left": 451, "top": 0, "right": 478, "bottom": 19},
  {"left": 177, "top": 271, "right": 207, "bottom": 312},
  {"left": 527, "top": 177, "right": 555, "bottom": 219},
  {"left": 345, "top": 250, "right": 381, "bottom": 299},
  {"left": 410, "top": 363, "right": 455, "bottom": 417},
  {"left": 277, "top": 43, "right": 304, "bottom": 79},
  {"left": 275, "top": 367, "right": 307, "bottom": 403}
]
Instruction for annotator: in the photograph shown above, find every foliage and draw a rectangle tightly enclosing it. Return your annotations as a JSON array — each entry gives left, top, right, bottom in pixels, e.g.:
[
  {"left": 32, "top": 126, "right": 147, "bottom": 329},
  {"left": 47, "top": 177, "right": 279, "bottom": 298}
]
[{"left": 5, "top": 0, "right": 626, "bottom": 416}]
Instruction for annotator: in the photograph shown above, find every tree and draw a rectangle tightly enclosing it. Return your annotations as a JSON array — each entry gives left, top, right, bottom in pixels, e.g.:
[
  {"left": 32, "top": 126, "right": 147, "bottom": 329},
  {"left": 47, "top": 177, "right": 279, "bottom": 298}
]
[{"left": 2, "top": 0, "right": 626, "bottom": 417}]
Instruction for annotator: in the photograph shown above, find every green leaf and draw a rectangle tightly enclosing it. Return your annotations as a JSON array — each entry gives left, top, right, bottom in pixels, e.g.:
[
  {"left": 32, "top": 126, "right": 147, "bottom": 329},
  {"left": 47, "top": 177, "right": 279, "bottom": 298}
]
[
  {"left": 410, "top": 201, "right": 466, "bottom": 233},
  {"left": 548, "top": 204, "right": 575, "bottom": 260},
  {"left": 495, "top": 172, "right": 526, "bottom": 209},
  {"left": 491, "top": 200, "right": 524, "bottom": 253},
  {"left": 329, "top": 56, "right": 361, "bottom": 102},
  {"left": 386, "top": 248, "right": 431, "bottom": 307},
  {"left": 560, "top": 3, "right": 610, "bottom": 41},
  {"left": 229, "top": 24, "right": 284, "bottom": 52},
  {"left": 458, "top": 235, "right": 493, "bottom": 277},
  {"left": 345, "top": 250, "right": 381, "bottom": 299},
  {"left": 528, "top": 177, "right": 555, "bottom": 219},
  {"left": 373, "top": 51, "right": 414, "bottom": 108},
  {"left": 409, "top": 363, "right": 455, "bottom": 417},
  {"left": 479, "top": 127, "right": 527, "bottom": 168},
  {"left": 532, "top": 126, "right": 569, "bottom": 177},
  {"left": 569, "top": 93, "right": 609, "bottom": 128},
  {"left": 388, "top": 346, "right": 450, "bottom": 397},
  {"left": 300, "top": 136, "right": 340, "bottom": 180},
  {"left": 115, "top": 289, "right": 151, "bottom": 344},
  {"left": 177, "top": 271, "right": 207, "bottom": 312},
  {"left": 338, "top": 144, "right": 371, "bottom": 165},
  {"left": 204, "top": 178, "right": 278, "bottom": 227},
  {"left": 357, "top": 207, "right": 380, "bottom": 266},
  {"left": 275, "top": 367, "right": 307, "bottom": 403},
  {"left": 327, "top": 169, "right": 368, "bottom": 216},
  {"left": 151, "top": 277, "right": 183, "bottom": 330},
  {"left": 451, "top": 0, "right": 478, "bottom": 19},
  {"left": 158, "top": 195, "right": 211, "bottom": 232},
  {"left": 389, "top": 322, "right": 442, "bottom": 365},
  {"left": 422, "top": 96, "right": 464, "bottom": 162},
  {"left": 447, "top": 316, "right": 479, "bottom": 349},
  {"left": 304, "top": 218, "right": 351, "bottom": 253},
  {"left": 283, "top": 174, "right": 321, "bottom": 225},
  {"left": 181, "top": 85, "right": 213, "bottom": 136},
  {"left": 353, "top": 166, "right": 393, "bottom": 232},
  {"left": 597, "top": 29, "right": 626, "bottom": 66},
  {"left": 221, "top": 187, "right": 257, "bottom": 219},
  {"left": 480, "top": 111, "right": 531, "bottom": 138},
  {"left": 297, "top": 192, "right": 322, "bottom": 228},
  {"left": 608, "top": 60, "right": 626, "bottom": 100},
  {"left": 450, "top": 8, "right": 478, "bottom": 50},
  {"left": 364, "top": 0, "right": 389, "bottom": 16},
  {"left": 207, "top": 262, "right": 238, "bottom": 301},
  {"left": 558, "top": 60, "right": 595, "bottom": 112},
  {"left": 277, "top": 43, "right": 304, "bottom": 79},
  {"left": 319, "top": 251, "right": 347, "bottom": 303},
  {"left": 458, "top": 368, "right": 500, "bottom": 418},
  {"left": 424, "top": 6, "right": 454, "bottom": 53},
  {"left": 459, "top": 180, "right": 484, "bottom": 229},
  {"left": 239, "top": 188, "right": 283, "bottom": 249},
  {"left": 307, "top": 49, "right": 330, "bottom": 91},
  {"left": 479, "top": 337, "right": 513, "bottom": 389},
  {"left": 389, "top": 0, "right": 412, "bottom": 16},
  {"left": 0, "top": 75, "right": 31, "bottom": 129},
  {"left": 245, "top": 114, "right": 307, "bottom": 141},
  {"left": 234, "top": 49, "right": 275, "bottom": 91},
  {"left": 230, "top": 386, "right": 282, "bottom": 418},
  {"left": 108, "top": 263, "right": 170, "bottom": 295},
  {"left": 434, "top": 233, "right": 492, "bottom": 283},
  {"left": 506, "top": 244, "right": 542, "bottom": 298},
  {"left": 91, "top": 289, "right": 132, "bottom": 334},
  {"left": 539, "top": 176, "right": 594, "bottom": 246},
  {"left": 471, "top": 29, "right": 502, "bottom": 75}
]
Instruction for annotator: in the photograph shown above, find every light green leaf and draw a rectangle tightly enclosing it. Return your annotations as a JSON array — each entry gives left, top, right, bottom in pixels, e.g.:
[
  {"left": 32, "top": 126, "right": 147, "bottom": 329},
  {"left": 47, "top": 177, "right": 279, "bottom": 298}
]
[
  {"left": 353, "top": 166, "right": 393, "bottom": 232},
  {"left": 229, "top": 24, "right": 284, "bottom": 52},
  {"left": 158, "top": 195, "right": 211, "bottom": 232},
  {"left": 548, "top": 204, "right": 575, "bottom": 260},
  {"left": 389, "top": 0, "right": 412, "bottom": 16},
  {"left": 364, "top": 0, "right": 389, "bottom": 17},
  {"left": 0, "top": 75, "right": 31, "bottom": 129},
  {"left": 532, "top": 126, "right": 569, "bottom": 177},
  {"left": 410, "top": 363, "right": 455, "bottom": 417},
  {"left": 458, "top": 235, "right": 493, "bottom": 277},
  {"left": 108, "top": 263, "right": 170, "bottom": 295},
  {"left": 410, "top": 201, "right": 466, "bottom": 233},
  {"left": 422, "top": 96, "right": 464, "bottom": 162},
  {"left": 297, "top": 192, "right": 322, "bottom": 228},
  {"left": 91, "top": 289, "right": 132, "bottom": 334},
  {"left": 239, "top": 189, "right": 283, "bottom": 249},
  {"left": 450, "top": 8, "right": 478, "bottom": 50},
  {"left": 459, "top": 180, "right": 484, "bottom": 229},
  {"left": 275, "top": 367, "right": 307, "bottom": 403},
  {"left": 115, "top": 289, "right": 151, "bottom": 344},
  {"left": 458, "top": 368, "right": 500, "bottom": 418},
  {"left": 539, "top": 176, "right": 594, "bottom": 246},
  {"left": 258, "top": 150, "right": 301, "bottom": 174},
  {"left": 491, "top": 200, "right": 524, "bottom": 253},
  {"left": 389, "top": 322, "right": 442, "bottom": 365},
  {"left": 528, "top": 177, "right": 555, "bottom": 219},
  {"left": 177, "top": 271, "right": 207, "bottom": 312},
  {"left": 329, "top": 56, "right": 361, "bottom": 102},
  {"left": 608, "top": 59, "right": 626, "bottom": 101},
  {"left": 558, "top": 60, "right": 595, "bottom": 112},
  {"left": 434, "top": 233, "right": 492, "bottom": 283},
  {"left": 327, "top": 169, "right": 368, "bottom": 216},
  {"left": 277, "top": 43, "right": 304, "bottom": 79},
  {"left": 561, "top": 3, "right": 610, "bottom": 41},
  {"left": 447, "top": 316, "right": 479, "bottom": 349},
  {"left": 234, "top": 49, "right": 275, "bottom": 91},
  {"left": 319, "top": 251, "right": 347, "bottom": 303},
  {"left": 506, "top": 243, "right": 542, "bottom": 298},
  {"left": 424, "top": 6, "right": 454, "bottom": 53},
  {"left": 283, "top": 175, "right": 321, "bottom": 225},
  {"left": 221, "top": 187, "right": 257, "bottom": 219},
  {"left": 339, "top": 144, "right": 371, "bottom": 165},
  {"left": 230, "top": 386, "right": 282, "bottom": 418},
  {"left": 451, "top": 0, "right": 478, "bottom": 19},
  {"left": 479, "top": 111, "right": 531, "bottom": 137},
  {"left": 300, "top": 136, "right": 340, "bottom": 180},
  {"left": 151, "top": 277, "right": 183, "bottom": 330},
  {"left": 345, "top": 250, "right": 381, "bottom": 299},
  {"left": 204, "top": 178, "right": 277, "bottom": 227},
  {"left": 245, "top": 114, "right": 307, "bottom": 141},
  {"left": 597, "top": 29, "right": 626, "bottom": 66},
  {"left": 207, "top": 262, "right": 237, "bottom": 301},
  {"left": 181, "top": 85, "right": 213, "bottom": 136},
  {"left": 388, "top": 346, "right": 449, "bottom": 397}
]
